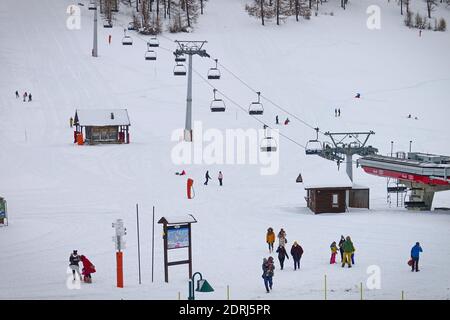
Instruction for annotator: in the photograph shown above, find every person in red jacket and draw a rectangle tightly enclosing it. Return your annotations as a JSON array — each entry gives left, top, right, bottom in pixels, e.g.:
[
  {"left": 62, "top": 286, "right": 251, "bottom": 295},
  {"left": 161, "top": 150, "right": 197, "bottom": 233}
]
[{"left": 80, "top": 255, "right": 96, "bottom": 283}]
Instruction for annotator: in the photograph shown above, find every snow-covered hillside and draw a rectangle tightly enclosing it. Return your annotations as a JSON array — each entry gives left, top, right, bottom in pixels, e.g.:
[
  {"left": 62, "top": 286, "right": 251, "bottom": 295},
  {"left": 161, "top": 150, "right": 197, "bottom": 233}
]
[{"left": 0, "top": 0, "right": 449, "bottom": 300}]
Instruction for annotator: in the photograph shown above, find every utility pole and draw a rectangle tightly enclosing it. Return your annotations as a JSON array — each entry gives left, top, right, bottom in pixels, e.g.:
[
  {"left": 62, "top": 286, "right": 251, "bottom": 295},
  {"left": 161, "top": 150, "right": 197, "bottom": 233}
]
[
  {"left": 174, "top": 41, "right": 210, "bottom": 142},
  {"left": 92, "top": 0, "right": 98, "bottom": 57}
]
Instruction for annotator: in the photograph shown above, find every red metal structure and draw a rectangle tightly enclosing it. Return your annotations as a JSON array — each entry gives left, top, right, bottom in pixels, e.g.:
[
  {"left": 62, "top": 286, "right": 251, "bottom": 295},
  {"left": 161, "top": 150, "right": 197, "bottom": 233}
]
[{"left": 358, "top": 152, "right": 450, "bottom": 210}]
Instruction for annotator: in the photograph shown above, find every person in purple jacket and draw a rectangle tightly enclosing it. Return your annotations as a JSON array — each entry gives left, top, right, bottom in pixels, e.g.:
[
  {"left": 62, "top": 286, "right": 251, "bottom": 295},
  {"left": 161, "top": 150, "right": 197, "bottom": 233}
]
[{"left": 410, "top": 242, "right": 423, "bottom": 272}]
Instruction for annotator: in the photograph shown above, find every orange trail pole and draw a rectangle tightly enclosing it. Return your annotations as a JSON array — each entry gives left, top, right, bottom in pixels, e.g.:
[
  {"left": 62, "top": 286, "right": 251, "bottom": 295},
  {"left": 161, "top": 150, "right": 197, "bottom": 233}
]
[{"left": 117, "top": 251, "right": 124, "bottom": 288}]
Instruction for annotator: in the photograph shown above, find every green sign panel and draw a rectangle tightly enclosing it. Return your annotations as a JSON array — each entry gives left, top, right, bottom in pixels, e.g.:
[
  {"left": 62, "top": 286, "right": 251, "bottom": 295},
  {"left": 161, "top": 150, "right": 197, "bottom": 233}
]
[{"left": 0, "top": 198, "right": 6, "bottom": 219}]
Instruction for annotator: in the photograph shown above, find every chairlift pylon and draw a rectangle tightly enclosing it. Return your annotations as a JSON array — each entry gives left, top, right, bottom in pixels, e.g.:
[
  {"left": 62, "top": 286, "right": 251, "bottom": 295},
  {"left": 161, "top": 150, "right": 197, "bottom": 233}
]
[
  {"left": 210, "top": 89, "right": 226, "bottom": 112},
  {"left": 249, "top": 91, "right": 264, "bottom": 115},
  {"left": 207, "top": 59, "right": 221, "bottom": 80}
]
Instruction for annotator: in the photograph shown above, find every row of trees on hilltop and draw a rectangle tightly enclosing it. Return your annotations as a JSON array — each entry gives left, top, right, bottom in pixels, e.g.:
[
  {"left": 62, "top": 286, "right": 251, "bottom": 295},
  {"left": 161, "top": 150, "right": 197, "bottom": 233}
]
[
  {"left": 97, "top": 0, "right": 208, "bottom": 34},
  {"left": 398, "top": 0, "right": 447, "bottom": 32},
  {"left": 245, "top": 0, "right": 312, "bottom": 26}
]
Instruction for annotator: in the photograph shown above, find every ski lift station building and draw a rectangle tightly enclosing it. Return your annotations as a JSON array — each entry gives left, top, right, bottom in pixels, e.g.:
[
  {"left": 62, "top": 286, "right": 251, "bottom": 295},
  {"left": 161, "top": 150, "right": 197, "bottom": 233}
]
[
  {"left": 74, "top": 109, "right": 131, "bottom": 145},
  {"left": 301, "top": 161, "right": 370, "bottom": 214}
]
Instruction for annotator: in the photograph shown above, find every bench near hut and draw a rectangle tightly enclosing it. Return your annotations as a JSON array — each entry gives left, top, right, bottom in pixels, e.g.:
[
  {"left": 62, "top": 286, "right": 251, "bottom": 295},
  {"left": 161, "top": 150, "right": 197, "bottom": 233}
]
[{"left": 74, "top": 109, "right": 130, "bottom": 145}]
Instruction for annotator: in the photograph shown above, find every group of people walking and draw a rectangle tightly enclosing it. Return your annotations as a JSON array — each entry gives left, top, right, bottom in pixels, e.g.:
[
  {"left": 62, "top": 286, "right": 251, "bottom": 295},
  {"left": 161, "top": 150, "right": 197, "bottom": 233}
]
[
  {"left": 204, "top": 170, "right": 223, "bottom": 186},
  {"left": 69, "top": 250, "right": 96, "bottom": 283},
  {"left": 263, "top": 228, "right": 305, "bottom": 293},
  {"left": 332, "top": 235, "right": 355, "bottom": 268},
  {"left": 263, "top": 229, "right": 424, "bottom": 293},
  {"left": 15, "top": 90, "right": 32, "bottom": 102}
]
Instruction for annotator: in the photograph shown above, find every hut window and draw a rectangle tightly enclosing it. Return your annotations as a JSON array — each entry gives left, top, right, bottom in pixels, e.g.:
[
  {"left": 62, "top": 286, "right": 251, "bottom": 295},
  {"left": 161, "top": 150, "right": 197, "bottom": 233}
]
[{"left": 332, "top": 194, "right": 339, "bottom": 208}]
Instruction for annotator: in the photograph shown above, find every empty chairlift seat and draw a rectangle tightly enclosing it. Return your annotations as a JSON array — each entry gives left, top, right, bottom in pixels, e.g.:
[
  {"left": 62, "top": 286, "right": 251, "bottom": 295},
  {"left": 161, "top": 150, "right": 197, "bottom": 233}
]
[
  {"left": 145, "top": 42, "right": 157, "bottom": 60},
  {"left": 175, "top": 53, "right": 186, "bottom": 63},
  {"left": 148, "top": 37, "right": 159, "bottom": 47},
  {"left": 173, "top": 63, "right": 187, "bottom": 76},
  {"left": 127, "top": 22, "right": 136, "bottom": 31},
  {"left": 260, "top": 137, "right": 277, "bottom": 152},
  {"left": 249, "top": 92, "right": 264, "bottom": 115},
  {"left": 210, "top": 89, "right": 226, "bottom": 112},
  {"left": 88, "top": 1, "right": 96, "bottom": 10},
  {"left": 207, "top": 59, "right": 221, "bottom": 80},
  {"left": 122, "top": 35, "right": 133, "bottom": 46}
]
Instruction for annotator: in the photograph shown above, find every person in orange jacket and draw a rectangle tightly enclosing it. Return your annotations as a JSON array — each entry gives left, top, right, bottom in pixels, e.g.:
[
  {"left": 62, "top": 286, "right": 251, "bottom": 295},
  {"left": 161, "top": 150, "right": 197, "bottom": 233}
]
[{"left": 266, "top": 227, "right": 275, "bottom": 253}]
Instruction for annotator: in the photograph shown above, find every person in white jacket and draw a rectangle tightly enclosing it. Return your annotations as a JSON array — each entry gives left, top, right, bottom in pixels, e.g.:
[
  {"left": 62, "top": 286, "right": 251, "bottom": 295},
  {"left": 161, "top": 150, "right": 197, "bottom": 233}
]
[{"left": 218, "top": 171, "right": 223, "bottom": 186}]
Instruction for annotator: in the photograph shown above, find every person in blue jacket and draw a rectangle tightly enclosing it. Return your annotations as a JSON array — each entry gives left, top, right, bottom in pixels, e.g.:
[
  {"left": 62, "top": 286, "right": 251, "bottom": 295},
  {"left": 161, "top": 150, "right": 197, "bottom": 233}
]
[{"left": 410, "top": 242, "right": 423, "bottom": 272}]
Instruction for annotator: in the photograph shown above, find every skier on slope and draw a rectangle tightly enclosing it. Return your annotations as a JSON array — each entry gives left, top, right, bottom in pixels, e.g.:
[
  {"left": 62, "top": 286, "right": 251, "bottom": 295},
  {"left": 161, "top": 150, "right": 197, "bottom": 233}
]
[
  {"left": 276, "top": 245, "right": 289, "bottom": 270},
  {"left": 266, "top": 227, "right": 275, "bottom": 253},
  {"left": 204, "top": 170, "right": 211, "bottom": 185},
  {"left": 69, "top": 250, "right": 82, "bottom": 281}
]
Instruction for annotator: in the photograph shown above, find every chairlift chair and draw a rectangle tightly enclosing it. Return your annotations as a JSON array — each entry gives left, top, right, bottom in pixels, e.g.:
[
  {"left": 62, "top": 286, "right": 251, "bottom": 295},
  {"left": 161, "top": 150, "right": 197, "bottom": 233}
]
[
  {"left": 249, "top": 92, "right": 264, "bottom": 115},
  {"left": 145, "top": 50, "right": 157, "bottom": 61},
  {"left": 127, "top": 22, "right": 136, "bottom": 31},
  {"left": 122, "top": 30, "right": 133, "bottom": 45},
  {"left": 207, "top": 59, "right": 221, "bottom": 80},
  {"left": 260, "top": 137, "right": 278, "bottom": 152},
  {"left": 103, "top": 21, "right": 113, "bottom": 28},
  {"left": 305, "top": 127, "right": 322, "bottom": 155},
  {"left": 88, "top": 1, "right": 96, "bottom": 10},
  {"left": 173, "top": 63, "right": 187, "bottom": 76},
  {"left": 210, "top": 89, "right": 226, "bottom": 112},
  {"left": 148, "top": 37, "right": 159, "bottom": 47},
  {"left": 175, "top": 53, "right": 186, "bottom": 63}
]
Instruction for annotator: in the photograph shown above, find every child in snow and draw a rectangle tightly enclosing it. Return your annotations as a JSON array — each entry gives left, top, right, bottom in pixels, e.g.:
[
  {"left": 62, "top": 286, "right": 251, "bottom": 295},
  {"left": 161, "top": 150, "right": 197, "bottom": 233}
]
[
  {"left": 275, "top": 115, "right": 279, "bottom": 125},
  {"left": 28, "top": 93, "right": 32, "bottom": 102},
  {"left": 70, "top": 117, "right": 74, "bottom": 128},
  {"left": 276, "top": 245, "right": 289, "bottom": 270},
  {"left": 23, "top": 92, "right": 28, "bottom": 102},
  {"left": 338, "top": 108, "right": 341, "bottom": 117},
  {"left": 284, "top": 118, "right": 290, "bottom": 125},
  {"left": 330, "top": 241, "right": 338, "bottom": 264},
  {"left": 266, "top": 227, "right": 275, "bottom": 253},
  {"left": 15, "top": 90, "right": 19, "bottom": 98},
  {"left": 80, "top": 255, "right": 96, "bottom": 283},
  {"left": 355, "top": 93, "right": 361, "bottom": 98}
]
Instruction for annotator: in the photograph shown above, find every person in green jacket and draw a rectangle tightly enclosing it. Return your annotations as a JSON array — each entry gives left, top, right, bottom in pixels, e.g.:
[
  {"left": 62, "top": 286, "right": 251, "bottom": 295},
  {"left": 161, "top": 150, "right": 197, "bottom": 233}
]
[{"left": 342, "top": 236, "right": 355, "bottom": 268}]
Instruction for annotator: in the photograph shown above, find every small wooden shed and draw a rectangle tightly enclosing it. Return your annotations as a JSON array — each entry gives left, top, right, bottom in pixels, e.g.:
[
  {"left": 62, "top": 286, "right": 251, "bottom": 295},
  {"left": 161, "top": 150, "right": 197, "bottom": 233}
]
[
  {"left": 74, "top": 109, "right": 131, "bottom": 144},
  {"left": 302, "top": 162, "right": 353, "bottom": 214}
]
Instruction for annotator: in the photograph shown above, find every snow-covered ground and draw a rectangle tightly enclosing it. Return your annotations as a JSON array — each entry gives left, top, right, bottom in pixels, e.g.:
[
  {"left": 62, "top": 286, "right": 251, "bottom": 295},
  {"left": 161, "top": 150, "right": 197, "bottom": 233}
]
[{"left": 0, "top": 0, "right": 449, "bottom": 300}]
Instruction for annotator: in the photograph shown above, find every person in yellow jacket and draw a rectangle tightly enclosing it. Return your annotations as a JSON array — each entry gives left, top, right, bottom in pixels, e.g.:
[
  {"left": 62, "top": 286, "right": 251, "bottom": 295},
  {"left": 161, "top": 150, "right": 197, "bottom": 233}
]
[{"left": 266, "top": 227, "right": 275, "bottom": 253}]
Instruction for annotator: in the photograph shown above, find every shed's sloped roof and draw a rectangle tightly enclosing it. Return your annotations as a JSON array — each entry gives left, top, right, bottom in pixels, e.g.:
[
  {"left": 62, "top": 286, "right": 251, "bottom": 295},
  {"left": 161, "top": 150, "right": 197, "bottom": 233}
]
[
  {"left": 302, "top": 158, "right": 353, "bottom": 189},
  {"left": 75, "top": 109, "right": 130, "bottom": 126}
]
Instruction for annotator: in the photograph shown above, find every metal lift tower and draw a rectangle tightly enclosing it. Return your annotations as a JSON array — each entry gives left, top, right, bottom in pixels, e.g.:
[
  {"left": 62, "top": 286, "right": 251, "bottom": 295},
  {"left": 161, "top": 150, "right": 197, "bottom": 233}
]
[
  {"left": 174, "top": 41, "right": 210, "bottom": 142},
  {"left": 308, "top": 131, "right": 378, "bottom": 181}
]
